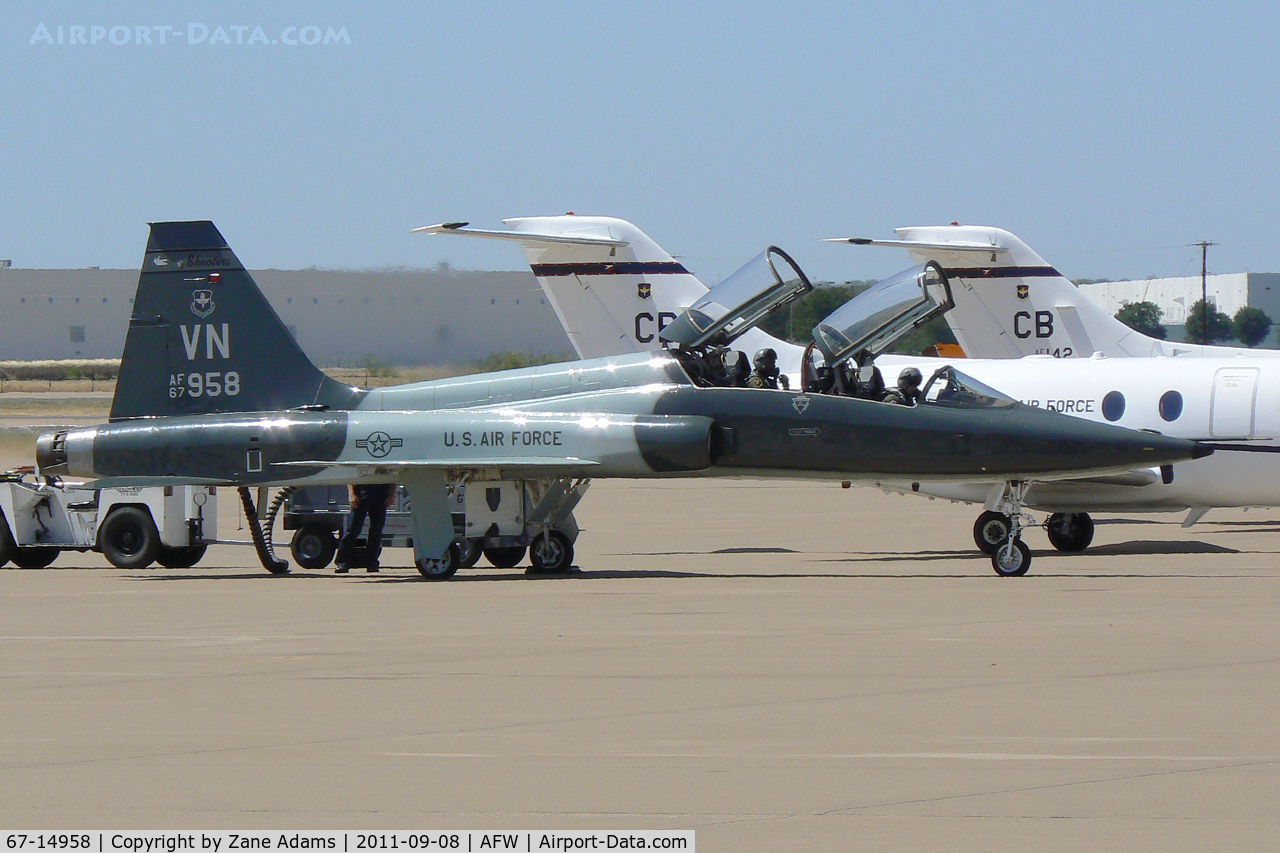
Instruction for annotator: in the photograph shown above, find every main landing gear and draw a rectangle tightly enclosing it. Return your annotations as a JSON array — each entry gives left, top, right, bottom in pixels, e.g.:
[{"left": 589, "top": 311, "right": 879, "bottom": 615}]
[{"left": 1044, "top": 512, "right": 1095, "bottom": 552}]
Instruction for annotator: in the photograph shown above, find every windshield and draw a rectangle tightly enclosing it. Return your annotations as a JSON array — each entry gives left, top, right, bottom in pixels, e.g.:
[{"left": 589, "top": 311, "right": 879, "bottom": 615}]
[
  {"left": 811, "top": 262, "right": 953, "bottom": 366},
  {"left": 660, "top": 246, "right": 812, "bottom": 348},
  {"left": 921, "top": 365, "right": 1017, "bottom": 409}
]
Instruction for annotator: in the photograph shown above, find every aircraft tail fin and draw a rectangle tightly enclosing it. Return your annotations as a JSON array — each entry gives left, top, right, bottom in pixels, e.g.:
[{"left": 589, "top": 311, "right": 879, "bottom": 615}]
[
  {"left": 110, "top": 221, "right": 363, "bottom": 420},
  {"left": 831, "top": 225, "right": 1198, "bottom": 359},
  {"left": 421, "top": 216, "right": 712, "bottom": 359}
]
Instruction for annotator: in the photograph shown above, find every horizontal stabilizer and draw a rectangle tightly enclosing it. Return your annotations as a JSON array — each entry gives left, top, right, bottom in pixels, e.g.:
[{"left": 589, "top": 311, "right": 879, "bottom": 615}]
[
  {"left": 413, "top": 222, "right": 628, "bottom": 248},
  {"left": 822, "top": 237, "right": 1009, "bottom": 254}
]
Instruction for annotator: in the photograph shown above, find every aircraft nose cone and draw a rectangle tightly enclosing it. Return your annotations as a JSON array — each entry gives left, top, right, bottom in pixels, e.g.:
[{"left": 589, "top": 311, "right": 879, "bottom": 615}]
[
  {"left": 1001, "top": 409, "right": 1206, "bottom": 478},
  {"left": 1191, "top": 442, "right": 1215, "bottom": 460},
  {"left": 1100, "top": 427, "right": 1203, "bottom": 470}
]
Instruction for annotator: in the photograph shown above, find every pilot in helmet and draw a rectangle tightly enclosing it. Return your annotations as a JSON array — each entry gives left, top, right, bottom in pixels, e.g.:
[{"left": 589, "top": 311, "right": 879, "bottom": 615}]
[
  {"left": 747, "top": 348, "right": 787, "bottom": 390},
  {"left": 896, "top": 366, "right": 923, "bottom": 406}
]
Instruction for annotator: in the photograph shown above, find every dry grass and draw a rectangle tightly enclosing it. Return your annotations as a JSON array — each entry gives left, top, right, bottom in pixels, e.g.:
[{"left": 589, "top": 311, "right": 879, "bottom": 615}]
[
  {"left": 321, "top": 365, "right": 470, "bottom": 387},
  {"left": 0, "top": 378, "right": 117, "bottom": 394}
]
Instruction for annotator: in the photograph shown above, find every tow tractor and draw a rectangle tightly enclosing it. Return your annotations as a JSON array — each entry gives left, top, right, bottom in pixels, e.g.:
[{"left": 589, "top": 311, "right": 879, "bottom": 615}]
[
  {"left": 0, "top": 467, "right": 216, "bottom": 569},
  {"left": 282, "top": 478, "right": 586, "bottom": 575}
]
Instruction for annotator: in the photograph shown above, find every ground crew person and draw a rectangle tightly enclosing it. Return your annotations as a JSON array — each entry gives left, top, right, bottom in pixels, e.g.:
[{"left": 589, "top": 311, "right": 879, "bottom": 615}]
[{"left": 335, "top": 483, "right": 396, "bottom": 573}]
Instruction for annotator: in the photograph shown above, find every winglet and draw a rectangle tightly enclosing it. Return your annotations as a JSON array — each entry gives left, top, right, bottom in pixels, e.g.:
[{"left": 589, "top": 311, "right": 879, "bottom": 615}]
[{"left": 412, "top": 222, "right": 628, "bottom": 248}]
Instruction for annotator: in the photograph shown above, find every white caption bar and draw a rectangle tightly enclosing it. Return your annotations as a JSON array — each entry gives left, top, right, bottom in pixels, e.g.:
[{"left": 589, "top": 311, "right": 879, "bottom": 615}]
[{"left": 2, "top": 833, "right": 694, "bottom": 853}]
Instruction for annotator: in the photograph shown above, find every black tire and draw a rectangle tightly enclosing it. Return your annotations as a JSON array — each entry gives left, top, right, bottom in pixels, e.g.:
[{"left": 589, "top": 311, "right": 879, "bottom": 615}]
[
  {"left": 973, "top": 511, "right": 1012, "bottom": 555},
  {"left": 11, "top": 547, "right": 59, "bottom": 569},
  {"left": 155, "top": 545, "right": 208, "bottom": 569},
  {"left": 1045, "top": 512, "right": 1095, "bottom": 552},
  {"left": 99, "top": 506, "right": 161, "bottom": 569},
  {"left": 991, "top": 538, "right": 1032, "bottom": 577},
  {"left": 0, "top": 510, "right": 15, "bottom": 567},
  {"left": 484, "top": 544, "right": 526, "bottom": 568},
  {"left": 528, "top": 531, "right": 574, "bottom": 574},
  {"left": 416, "top": 541, "right": 461, "bottom": 580},
  {"left": 290, "top": 524, "right": 337, "bottom": 569},
  {"left": 458, "top": 538, "right": 483, "bottom": 569}
]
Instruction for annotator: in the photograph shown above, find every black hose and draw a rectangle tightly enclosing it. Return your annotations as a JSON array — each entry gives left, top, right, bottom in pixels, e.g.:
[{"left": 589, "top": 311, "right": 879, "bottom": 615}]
[
  {"left": 237, "top": 487, "right": 290, "bottom": 574},
  {"left": 262, "top": 486, "right": 294, "bottom": 558}
]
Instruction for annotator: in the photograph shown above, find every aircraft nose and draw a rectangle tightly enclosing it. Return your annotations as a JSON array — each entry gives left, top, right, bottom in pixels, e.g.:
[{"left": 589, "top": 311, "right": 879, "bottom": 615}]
[
  {"left": 1016, "top": 414, "right": 1206, "bottom": 477},
  {"left": 1123, "top": 430, "right": 1202, "bottom": 464}
]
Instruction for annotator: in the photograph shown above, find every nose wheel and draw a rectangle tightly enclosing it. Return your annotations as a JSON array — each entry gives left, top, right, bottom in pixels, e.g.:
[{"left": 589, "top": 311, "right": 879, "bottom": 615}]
[{"left": 992, "top": 537, "right": 1031, "bottom": 576}]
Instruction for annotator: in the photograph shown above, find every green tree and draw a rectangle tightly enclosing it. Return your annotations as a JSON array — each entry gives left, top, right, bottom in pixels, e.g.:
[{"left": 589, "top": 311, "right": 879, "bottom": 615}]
[
  {"left": 1232, "top": 306, "right": 1273, "bottom": 348},
  {"left": 1114, "top": 301, "right": 1167, "bottom": 340},
  {"left": 1184, "top": 299, "right": 1234, "bottom": 344},
  {"left": 884, "top": 315, "right": 958, "bottom": 355},
  {"left": 756, "top": 280, "right": 961, "bottom": 354},
  {"left": 758, "top": 282, "right": 872, "bottom": 342}
]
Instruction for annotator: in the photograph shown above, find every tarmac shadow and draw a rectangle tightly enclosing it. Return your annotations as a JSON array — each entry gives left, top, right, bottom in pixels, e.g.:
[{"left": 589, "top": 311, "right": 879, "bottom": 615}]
[{"left": 1037, "top": 540, "right": 1240, "bottom": 557}]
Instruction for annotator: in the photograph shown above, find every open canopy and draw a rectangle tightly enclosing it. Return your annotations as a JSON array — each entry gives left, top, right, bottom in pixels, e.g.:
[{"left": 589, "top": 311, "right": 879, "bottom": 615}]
[
  {"left": 811, "top": 261, "right": 953, "bottom": 367},
  {"left": 660, "top": 247, "right": 812, "bottom": 349}
]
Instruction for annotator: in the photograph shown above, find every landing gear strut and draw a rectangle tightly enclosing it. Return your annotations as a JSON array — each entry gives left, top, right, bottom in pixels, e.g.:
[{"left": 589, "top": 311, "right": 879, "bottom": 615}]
[{"left": 987, "top": 481, "right": 1034, "bottom": 577}]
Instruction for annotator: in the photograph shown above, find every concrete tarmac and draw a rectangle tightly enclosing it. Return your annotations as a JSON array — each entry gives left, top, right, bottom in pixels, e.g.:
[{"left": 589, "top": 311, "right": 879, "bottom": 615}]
[{"left": 1, "top": 477, "right": 1278, "bottom": 851}]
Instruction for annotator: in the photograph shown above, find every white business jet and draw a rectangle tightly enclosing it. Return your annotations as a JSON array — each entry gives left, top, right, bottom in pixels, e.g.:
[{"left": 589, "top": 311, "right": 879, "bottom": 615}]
[
  {"left": 420, "top": 217, "right": 1278, "bottom": 559},
  {"left": 831, "top": 225, "right": 1280, "bottom": 360}
]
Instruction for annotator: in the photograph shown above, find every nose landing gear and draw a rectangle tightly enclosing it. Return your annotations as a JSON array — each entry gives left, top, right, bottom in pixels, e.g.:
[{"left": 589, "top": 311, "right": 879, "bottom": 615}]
[{"left": 987, "top": 481, "right": 1035, "bottom": 577}]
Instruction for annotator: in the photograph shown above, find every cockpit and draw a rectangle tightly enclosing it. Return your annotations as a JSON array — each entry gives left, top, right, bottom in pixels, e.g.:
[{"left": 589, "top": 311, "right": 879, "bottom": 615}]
[
  {"left": 920, "top": 365, "right": 1017, "bottom": 409},
  {"left": 660, "top": 246, "right": 812, "bottom": 390},
  {"left": 660, "top": 248, "right": 1013, "bottom": 411},
  {"left": 799, "top": 261, "right": 953, "bottom": 402}
]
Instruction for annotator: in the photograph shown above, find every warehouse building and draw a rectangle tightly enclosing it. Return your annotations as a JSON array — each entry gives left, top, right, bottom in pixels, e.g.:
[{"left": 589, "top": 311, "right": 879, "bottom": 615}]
[
  {"left": 1078, "top": 272, "right": 1280, "bottom": 341},
  {"left": 0, "top": 267, "right": 572, "bottom": 364}
]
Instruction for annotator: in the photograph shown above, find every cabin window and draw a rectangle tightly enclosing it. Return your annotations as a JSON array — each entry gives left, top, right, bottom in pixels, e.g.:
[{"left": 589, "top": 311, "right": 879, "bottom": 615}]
[
  {"left": 1102, "top": 391, "right": 1125, "bottom": 422},
  {"left": 1159, "top": 390, "right": 1183, "bottom": 422}
]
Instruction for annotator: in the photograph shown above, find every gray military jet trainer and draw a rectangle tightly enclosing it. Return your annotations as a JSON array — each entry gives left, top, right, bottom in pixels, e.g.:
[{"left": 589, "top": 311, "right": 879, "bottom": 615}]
[{"left": 35, "top": 222, "right": 1208, "bottom": 577}]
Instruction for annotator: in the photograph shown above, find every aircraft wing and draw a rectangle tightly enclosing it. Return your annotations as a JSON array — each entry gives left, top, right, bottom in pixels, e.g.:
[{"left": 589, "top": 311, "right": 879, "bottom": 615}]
[
  {"left": 84, "top": 476, "right": 229, "bottom": 489},
  {"left": 822, "top": 237, "right": 1010, "bottom": 254},
  {"left": 273, "top": 457, "right": 600, "bottom": 469},
  {"left": 1052, "top": 468, "right": 1162, "bottom": 488},
  {"left": 413, "top": 222, "right": 628, "bottom": 248}
]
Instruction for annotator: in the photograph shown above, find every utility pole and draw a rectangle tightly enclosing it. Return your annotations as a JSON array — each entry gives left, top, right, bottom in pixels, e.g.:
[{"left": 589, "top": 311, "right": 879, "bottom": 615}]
[{"left": 1192, "top": 240, "right": 1217, "bottom": 344}]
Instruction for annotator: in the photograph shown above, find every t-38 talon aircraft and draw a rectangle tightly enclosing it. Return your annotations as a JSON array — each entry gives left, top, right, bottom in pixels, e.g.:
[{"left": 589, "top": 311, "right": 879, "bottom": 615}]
[
  {"left": 34, "top": 222, "right": 1205, "bottom": 578},
  {"left": 425, "top": 216, "right": 1271, "bottom": 561}
]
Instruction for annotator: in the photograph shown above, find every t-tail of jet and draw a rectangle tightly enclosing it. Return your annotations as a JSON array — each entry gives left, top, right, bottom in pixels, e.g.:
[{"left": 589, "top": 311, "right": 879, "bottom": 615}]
[
  {"left": 110, "top": 221, "right": 363, "bottom": 420},
  {"left": 828, "top": 225, "right": 1280, "bottom": 360},
  {"left": 418, "top": 216, "right": 709, "bottom": 358},
  {"left": 417, "top": 215, "right": 805, "bottom": 374}
]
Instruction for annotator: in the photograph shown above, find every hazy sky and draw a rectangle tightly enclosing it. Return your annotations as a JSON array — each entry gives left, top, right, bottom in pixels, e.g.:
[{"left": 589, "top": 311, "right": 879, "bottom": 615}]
[{"left": 4, "top": 1, "right": 1279, "bottom": 285}]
